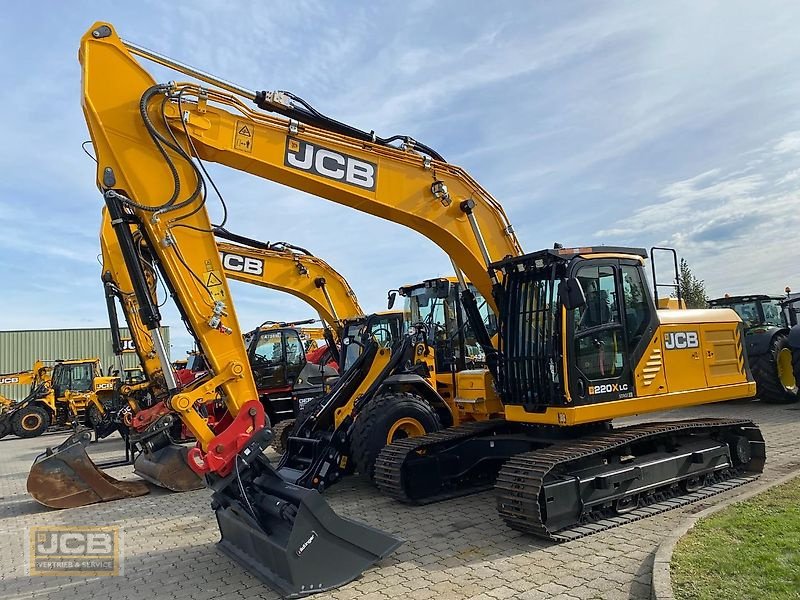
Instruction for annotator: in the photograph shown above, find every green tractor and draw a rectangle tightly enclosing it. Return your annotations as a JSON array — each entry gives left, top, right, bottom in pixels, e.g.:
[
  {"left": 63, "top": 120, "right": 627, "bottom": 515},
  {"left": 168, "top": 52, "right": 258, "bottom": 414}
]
[{"left": 708, "top": 294, "right": 798, "bottom": 403}]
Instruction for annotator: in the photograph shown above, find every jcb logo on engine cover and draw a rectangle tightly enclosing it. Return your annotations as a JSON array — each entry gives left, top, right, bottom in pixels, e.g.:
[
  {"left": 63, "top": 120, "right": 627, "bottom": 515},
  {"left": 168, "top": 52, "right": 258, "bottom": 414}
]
[
  {"left": 664, "top": 331, "right": 699, "bottom": 350},
  {"left": 220, "top": 252, "right": 264, "bottom": 276},
  {"left": 588, "top": 383, "right": 629, "bottom": 395},
  {"left": 0, "top": 376, "right": 20, "bottom": 384},
  {"left": 285, "top": 138, "right": 377, "bottom": 191},
  {"left": 96, "top": 382, "right": 114, "bottom": 390}
]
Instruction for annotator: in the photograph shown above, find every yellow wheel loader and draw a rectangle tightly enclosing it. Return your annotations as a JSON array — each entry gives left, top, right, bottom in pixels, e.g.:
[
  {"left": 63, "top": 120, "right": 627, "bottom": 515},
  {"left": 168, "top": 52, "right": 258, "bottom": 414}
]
[
  {"left": 0, "top": 359, "right": 119, "bottom": 440},
  {"left": 32, "top": 23, "right": 763, "bottom": 597}
]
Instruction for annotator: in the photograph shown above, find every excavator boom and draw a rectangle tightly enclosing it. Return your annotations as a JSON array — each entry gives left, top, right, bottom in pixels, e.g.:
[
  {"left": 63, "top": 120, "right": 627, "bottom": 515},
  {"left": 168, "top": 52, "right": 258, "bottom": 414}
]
[
  {"left": 118, "top": 39, "right": 522, "bottom": 314},
  {"left": 215, "top": 230, "right": 364, "bottom": 336}
]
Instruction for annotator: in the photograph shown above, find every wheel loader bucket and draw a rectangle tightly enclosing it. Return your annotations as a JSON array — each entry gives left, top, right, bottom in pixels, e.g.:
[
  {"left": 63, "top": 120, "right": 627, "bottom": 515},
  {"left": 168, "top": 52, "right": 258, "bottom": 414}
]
[
  {"left": 212, "top": 431, "right": 402, "bottom": 598},
  {"left": 27, "top": 431, "right": 150, "bottom": 509},
  {"left": 133, "top": 444, "right": 204, "bottom": 492}
]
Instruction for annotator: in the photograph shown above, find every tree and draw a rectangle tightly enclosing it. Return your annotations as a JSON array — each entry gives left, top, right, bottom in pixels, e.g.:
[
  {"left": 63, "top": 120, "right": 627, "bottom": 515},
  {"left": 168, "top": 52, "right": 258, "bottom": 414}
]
[{"left": 674, "top": 258, "right": 708, "bottom": 309}]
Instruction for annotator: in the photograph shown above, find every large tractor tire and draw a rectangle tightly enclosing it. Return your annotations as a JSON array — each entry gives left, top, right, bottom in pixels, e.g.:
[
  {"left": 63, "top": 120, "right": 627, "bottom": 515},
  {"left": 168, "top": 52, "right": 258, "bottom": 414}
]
[
  {"left": 11, "top": 404, "right": 51, "bottom": 438},
  {"left": 751, "top": 332, "right": 798, "bottom": 404},
  {"left": 351, "top": 392, "right": 441, "bottom": 481},
  {"left": 793, "top": 346, "right": 800, "bottom": 396},
  {"left": 270, "top": 419, "right": 296, "bottom": 455}
]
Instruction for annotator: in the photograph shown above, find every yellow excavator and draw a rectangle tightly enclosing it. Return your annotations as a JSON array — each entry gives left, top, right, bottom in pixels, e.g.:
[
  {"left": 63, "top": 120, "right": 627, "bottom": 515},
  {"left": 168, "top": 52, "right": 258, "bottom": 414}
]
[{"left": 32, "top": 23, "right": 765, "bottom": 597}]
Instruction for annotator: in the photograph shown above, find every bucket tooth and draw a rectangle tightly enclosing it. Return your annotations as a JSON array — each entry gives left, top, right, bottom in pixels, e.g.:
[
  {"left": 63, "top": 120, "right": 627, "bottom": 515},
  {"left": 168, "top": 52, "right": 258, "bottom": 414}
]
[
  {"left": 211, "top": 431, "right": 402, "bottom": 598},
  {"left": 133, "top": 444, "right": 204, "bottom": 491},
  {"left": 27, "top": 432, "right": 149, "bottom": 509}
]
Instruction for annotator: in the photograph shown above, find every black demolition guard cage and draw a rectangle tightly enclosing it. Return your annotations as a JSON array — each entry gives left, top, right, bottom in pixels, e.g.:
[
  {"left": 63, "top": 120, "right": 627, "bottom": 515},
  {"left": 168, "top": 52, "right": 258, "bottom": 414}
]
[{"left": 494, "top": 249, "right": 570, "bottom": 412}]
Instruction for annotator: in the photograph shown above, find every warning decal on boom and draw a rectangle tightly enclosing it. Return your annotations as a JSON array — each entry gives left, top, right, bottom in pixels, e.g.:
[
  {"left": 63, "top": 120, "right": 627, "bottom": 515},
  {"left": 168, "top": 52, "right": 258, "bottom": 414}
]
[
  {"left": 206, "top": 271, "right": 223, "bottom": 287},
  {"left": 234, "top": 120, "right": 253, "bottom": 153}
]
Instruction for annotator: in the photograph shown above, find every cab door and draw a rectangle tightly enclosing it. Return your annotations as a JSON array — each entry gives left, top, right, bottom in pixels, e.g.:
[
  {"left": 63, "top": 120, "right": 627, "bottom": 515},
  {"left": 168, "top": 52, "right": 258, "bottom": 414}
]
[
  {"left": 249, "top": 330, "right": 289, "bottom": 391},
  {"left": 282, "top": 329, "right": 307, "bottom": 387},
  {"left": 569, "top": 261, "right": 635, "bottom": 403}
]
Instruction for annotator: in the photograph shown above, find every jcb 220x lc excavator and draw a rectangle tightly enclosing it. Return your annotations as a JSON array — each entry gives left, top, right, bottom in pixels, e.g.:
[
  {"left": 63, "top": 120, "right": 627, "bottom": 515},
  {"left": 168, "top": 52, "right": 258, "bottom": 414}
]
[{"left": 52, "top": 22, "right": 765, "bottom": 597}]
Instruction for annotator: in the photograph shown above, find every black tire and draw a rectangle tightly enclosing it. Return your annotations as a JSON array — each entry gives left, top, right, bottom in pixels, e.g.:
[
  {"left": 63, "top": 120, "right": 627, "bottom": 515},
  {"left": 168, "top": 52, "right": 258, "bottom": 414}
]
[
  {"left": 793, "top": 346, "right": 800, "bottom": 397},
  {"left": 11, "top": 404, "right": 51, "bottom": 438},
  {"left": 750, "top": 332, "right": 799, "bottom": 404},
  {"left": 87, "top": 404, "right": 105, "bottom": 428},
  {"left": 351, "top": 392, "right": 441, "bottom": 481},
  {"left": 270, "top": 419, "right": 296, "bottom": 455}
]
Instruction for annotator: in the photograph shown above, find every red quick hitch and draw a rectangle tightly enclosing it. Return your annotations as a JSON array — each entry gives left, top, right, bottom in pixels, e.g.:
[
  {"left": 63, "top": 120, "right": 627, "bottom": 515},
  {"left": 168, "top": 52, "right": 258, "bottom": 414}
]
[{"left": 186, "top": 399, "right": 266, "bottom": 476}]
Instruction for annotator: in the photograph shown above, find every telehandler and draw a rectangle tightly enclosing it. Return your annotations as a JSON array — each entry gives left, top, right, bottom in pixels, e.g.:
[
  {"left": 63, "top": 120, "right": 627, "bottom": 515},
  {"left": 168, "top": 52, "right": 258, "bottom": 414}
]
[{"left": 31, "top": 23, "right": 765, "bottom": 597}]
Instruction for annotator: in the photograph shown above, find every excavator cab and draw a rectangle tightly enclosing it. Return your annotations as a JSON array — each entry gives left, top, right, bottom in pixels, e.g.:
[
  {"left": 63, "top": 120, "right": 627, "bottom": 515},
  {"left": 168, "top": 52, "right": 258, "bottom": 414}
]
[
  {"left": 339, "top": 312, "right": 405, "bottom": 372},
  {"left": 400, "top": 277, "right": 496, "bottom": 372},
  {"left": 493, "top": 246, "right": 755, "bottom": 421}
]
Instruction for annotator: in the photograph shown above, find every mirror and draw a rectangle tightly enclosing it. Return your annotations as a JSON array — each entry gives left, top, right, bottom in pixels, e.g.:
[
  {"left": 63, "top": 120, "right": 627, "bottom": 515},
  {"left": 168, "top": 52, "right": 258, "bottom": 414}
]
[
  {"left": 560, "top": 277, "right": 586, "bottom": 311},
  {"left": 387, "top": 290, "right": 398, "bottom": 310}
]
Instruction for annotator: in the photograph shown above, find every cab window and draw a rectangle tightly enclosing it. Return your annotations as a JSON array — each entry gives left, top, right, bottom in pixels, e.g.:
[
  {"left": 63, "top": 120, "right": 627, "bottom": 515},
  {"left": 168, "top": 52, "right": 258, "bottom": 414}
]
[
  {"left": 575, "top": 266, "right": 618, "bottom": 331},
  {"left": 761, "top": 300, "right": 784, "bottom": 327},
  {"left": 573, "top": 265, "right": 625, "bottom": 381},
  {"left": 284, "top": 331, "right": 305, "bottom": 366},
  {"left": 621, "top": 265, "right": 651, "bottom": 348},
  {"left": 254, "top": 331, "right": 283, "bottom": 364},
  {"left": 69, "top": 363, "right": 94, "bottom": 392}
]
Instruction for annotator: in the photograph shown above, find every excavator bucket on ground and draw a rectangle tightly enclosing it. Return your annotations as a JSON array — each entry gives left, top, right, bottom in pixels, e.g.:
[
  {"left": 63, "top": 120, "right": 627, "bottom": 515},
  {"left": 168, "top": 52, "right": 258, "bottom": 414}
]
[
  {"left": 133, "top": 444, "right": 204, "bottom": 491},
  {"left": 211, "top": 429, "right": 402, "bottom": 598},
  {"left": 27, "top": 430, "right": 149, "bottom": 508}
]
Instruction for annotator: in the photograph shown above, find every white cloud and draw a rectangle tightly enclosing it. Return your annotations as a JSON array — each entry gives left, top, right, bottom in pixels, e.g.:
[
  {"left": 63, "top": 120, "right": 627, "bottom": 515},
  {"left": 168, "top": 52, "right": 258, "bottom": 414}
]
[{"left": 596, "top": 130, "right": 800, "bottom": 295}]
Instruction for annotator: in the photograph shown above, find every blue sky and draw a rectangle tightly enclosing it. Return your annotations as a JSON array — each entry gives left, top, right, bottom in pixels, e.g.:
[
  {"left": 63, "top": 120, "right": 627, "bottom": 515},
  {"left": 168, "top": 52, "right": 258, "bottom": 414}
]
[{"left": 1, "top": 1, "right": 799, "bottom": 356}]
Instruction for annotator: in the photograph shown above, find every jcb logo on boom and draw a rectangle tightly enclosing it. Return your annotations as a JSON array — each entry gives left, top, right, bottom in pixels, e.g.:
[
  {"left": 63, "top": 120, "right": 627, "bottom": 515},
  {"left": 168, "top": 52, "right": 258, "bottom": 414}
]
[
  {"left": 0, "top": 376, "right": 20, "bottom": 384},
  {"left": 220, "top": 252, "right": 264, "bottom": 276},
  {"left": 120, "top": 339, "right": 136, "bottom": 353},
  {"left": 588, "top": 383, "right": 629, "bottom": 395},
  {"left": 284, "top": 138, "right": 377, "bottom": 191},
  {"left": 664, "top": 331, "right": 699, "bottom": 350}
]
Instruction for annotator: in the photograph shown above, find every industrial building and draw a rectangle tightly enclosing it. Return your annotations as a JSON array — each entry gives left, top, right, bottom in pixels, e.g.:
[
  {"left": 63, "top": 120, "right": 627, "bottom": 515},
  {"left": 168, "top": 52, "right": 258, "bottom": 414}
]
[{"left": 0, "top": 327, "right": 169, "bottom": 400}]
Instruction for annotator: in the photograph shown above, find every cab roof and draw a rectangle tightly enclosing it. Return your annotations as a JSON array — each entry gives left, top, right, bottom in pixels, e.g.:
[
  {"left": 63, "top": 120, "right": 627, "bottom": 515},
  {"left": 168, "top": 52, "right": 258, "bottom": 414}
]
[
  {"left": 708, "top": 294, "right": 784, "bottom": 305},
  {"left": 493, "top": 246, "right": 648, "bottom": 272},
  {"left": 399, "top": 276, "right": 466, "bottom": 292}
]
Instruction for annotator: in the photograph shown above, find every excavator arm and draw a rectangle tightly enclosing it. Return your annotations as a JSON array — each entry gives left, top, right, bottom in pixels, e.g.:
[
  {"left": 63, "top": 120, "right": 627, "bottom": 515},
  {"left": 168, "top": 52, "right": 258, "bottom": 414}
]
[
  {"left": 100, "top": 206, "right": 168, "bottom": 395},
  {"left": 73, "top": 23, "right": 401, "bottom": 596},
  {"left": 81, "top": 26, "right": 263, "bottom": 462}
]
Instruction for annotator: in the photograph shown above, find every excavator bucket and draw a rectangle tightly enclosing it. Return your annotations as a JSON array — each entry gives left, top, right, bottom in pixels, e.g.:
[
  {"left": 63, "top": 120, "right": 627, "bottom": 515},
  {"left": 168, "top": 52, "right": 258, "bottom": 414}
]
[
  {"left": 27, "top": 430, "right": 150, "bottom": 509},
  {"left": 133, "top": 444, "right": 204, "bottom": 491},
  {"left": 211, "top": 430, "right": 402, "bottom": 598}
]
